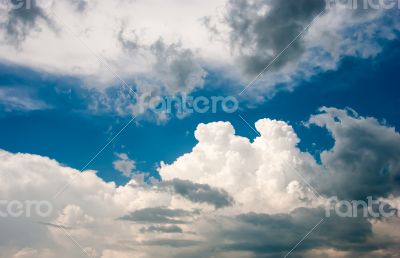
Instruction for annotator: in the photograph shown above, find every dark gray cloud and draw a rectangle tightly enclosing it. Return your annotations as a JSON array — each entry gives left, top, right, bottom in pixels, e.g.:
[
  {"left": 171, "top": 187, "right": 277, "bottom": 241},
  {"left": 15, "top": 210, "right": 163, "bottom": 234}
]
[
  {"left": 119, "top": 207, "right": 193, "bottom": 224},
  {"left": 205, "top": 207, "right": 385, "bottom": 257},
  {"left": 140, "top": 225, "right": 183, "bottom": 234},
  {"left": 143, "top": 239, "right": 202, "bottom": 248},
  {"left": 309, "top": 107, "right": 400, "bottom": 200},
  {"left": 155, "top": 207, "right": 394, "bottom": 258},
  {"left": 222, "top": 0, "right": 326, "bottom": 75},
  {"left": 117, "top": 25, "right": 140, "bottom": 52},
  {"left": 1, "top": 0, "right": 52, "bottom": 44},
  {"left": 159, "top": 179, "right": 234, "bottom": 209},
  {"left": 117, "top": 34, "right": 206, "bottom": 95},
  {"left": 70, "top": 0, "right": 87, "bottom": 12},
  {"left": 150, "top": 39, "right": 206, "bottom": 94}
]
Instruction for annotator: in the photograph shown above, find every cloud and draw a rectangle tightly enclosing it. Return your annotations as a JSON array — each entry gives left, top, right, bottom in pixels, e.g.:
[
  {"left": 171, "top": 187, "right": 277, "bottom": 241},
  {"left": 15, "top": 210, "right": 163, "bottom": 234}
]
[
  {"left": 0, "top": 86, "right": 50, "bottom": 111},
  {"left": 0, "top": 0, "right": 397, "bottom": 118},
  {"left": 224, "top": 0, "right": 326, "bottom": 75},
  {"left": 0, "top": 148, "right": 178, "bottom": 257},
  {"left": 204, "top": 0, "right": 400, "bottom": 99},
  {"left": 119, "top": 207, "right": 193, "bottom": 224},
  {"left": 117, "top": 24, "right": 140, "bottom": 52},
  {"left": 9, "top": 248, "right": 54, "bottom": 258},
  {"left": 149, "top": 39, "right": 207, "bottom": 95},
  {"left": 83, "top": 36, "right": 208, "bottom": 118},
  {"left": 158, "top": 179, "right": 234, "bottom": 209},
  {"left": 113, "top": 153, "right": 136, "bottom": 178},
  {"left": 140, "top": 225, "right": 183, "bottom": 234},
  {"left": 69, "top": 0, "right": 87, "bottom": 12},
  {"left": 210, "top": 207, "right": 373, "bottom": 256},
  {"left": 1, "top": 0, "right": 52, "bottom": 45},
  {"left": 308, "top": 107, "right": 400, "bottom": 200},
  {"left": 0, "top": 0, "right": 216, "bottom": 98},
  {"left": 159, "top": 118, "right": 323, "bottom": 214},
  {"left": 1, "top": 107, "right": 400, "bottom": 257},
  {"left": 160, "top": 107, "right": 400, "bottom": 211},
  {"left": 142, "top": 239, "right": 202, "bottom": 248}
]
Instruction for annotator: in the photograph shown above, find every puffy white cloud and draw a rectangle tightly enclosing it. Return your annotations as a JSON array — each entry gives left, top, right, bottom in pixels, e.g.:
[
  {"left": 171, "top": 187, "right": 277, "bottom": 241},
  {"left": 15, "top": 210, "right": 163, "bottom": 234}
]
[
  {"left": 159, "top": 119, "right": 323, "bottom": 214},
  {"left": 1, "top": 107, "right": 400, "bottom": 257},
  {"left": 0, "top": 149, "right": 174, "bottom": 257},
  {"left": 113, "top": 153, "right": 135, "bottom": 178}
]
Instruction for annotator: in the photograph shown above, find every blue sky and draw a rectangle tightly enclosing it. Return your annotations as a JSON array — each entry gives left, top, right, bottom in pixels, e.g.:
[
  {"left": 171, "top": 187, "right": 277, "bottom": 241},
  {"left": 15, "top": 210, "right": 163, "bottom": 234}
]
[{"left": 1, "top": 39, "right": 399, "bottom": 185}]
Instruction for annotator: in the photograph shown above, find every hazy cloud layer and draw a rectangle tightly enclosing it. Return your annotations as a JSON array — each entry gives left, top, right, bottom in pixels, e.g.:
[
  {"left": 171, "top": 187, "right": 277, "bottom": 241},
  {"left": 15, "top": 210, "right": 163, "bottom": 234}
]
[
  {"left": 0, "top": 86, "right": 50, "bottom": 111},
  {"left": 0, "top": 0, "right": 398, "bottom": 116}
]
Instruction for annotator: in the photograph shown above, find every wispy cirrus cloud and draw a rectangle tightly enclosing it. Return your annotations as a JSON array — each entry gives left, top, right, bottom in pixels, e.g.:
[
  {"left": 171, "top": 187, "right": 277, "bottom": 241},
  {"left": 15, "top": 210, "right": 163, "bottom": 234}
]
[{"left": 0, "top": 86, "right": 50, "bottom": 111}]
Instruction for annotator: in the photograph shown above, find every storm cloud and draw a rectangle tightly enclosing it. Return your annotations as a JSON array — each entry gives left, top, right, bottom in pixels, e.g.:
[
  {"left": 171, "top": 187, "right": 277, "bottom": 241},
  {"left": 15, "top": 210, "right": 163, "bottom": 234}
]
[
  {"left": 309, "top": 107, "right": 400, "bottom": 200},
  {"left": 224, "top": 0, "right": 326, "bottom": 75},
  {"left": 200, "top": 207, "right": 395, "bottom": 258}
]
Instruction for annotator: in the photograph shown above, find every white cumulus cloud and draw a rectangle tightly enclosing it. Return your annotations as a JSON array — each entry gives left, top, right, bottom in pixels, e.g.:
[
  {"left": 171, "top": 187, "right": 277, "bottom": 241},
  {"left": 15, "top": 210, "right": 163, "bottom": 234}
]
[{"left": 1, "top": 107, "right": 400, "bottom": 257}]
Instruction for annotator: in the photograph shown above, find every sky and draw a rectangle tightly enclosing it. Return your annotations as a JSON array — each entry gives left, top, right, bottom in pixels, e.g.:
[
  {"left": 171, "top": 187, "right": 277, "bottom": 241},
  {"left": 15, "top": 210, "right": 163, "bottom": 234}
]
[{"left": 1, "top": 0, "right": 400, "bottom": 257}]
